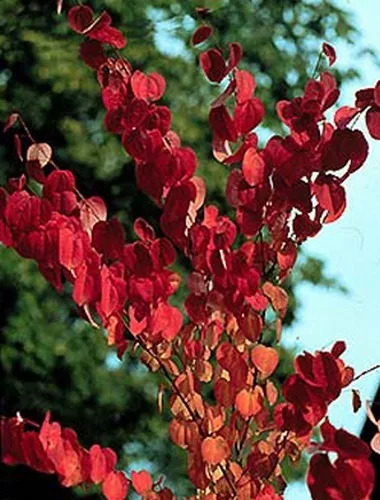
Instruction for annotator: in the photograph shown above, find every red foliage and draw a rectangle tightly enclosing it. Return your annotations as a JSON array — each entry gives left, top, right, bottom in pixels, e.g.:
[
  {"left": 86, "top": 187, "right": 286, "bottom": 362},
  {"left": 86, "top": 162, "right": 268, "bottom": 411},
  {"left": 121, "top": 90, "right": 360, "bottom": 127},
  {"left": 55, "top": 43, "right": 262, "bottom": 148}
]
[{"left": 2, "top": 3, "right": 380, "bottom": 499}]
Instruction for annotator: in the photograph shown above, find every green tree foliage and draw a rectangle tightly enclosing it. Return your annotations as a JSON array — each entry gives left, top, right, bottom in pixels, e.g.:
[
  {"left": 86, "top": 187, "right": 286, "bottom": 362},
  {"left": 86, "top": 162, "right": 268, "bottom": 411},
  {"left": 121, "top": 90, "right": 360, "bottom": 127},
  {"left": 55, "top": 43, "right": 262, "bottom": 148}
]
[{"left": 0, "top": 0, "right": 362, "bottom": 496}]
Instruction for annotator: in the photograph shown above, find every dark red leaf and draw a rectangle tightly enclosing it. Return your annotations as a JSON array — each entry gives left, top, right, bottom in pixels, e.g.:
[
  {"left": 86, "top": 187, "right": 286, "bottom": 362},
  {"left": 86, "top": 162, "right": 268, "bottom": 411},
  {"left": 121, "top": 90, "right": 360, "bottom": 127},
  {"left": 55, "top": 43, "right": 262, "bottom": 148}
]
[
  {"left": 366, "top": 106, "right": 380, "bottom": 139},
  {"left": 374, "top": 80, "right": 380, "bottom": 107},
  {"left": 227, "top": 42, "right": 242, "bottom": 71},
  {"left": 191, "top": 25, "right": 212, "bottom": 46},
  {"left": 80, "top": 40, "right": 107, "bottom": 69},
  {"left": 322, "top": 42, "right": 336, "bottom": 66},
  {"left": 209, "top": 105, "right": 237, "bottom": 142},
  {"left": 199, "top": 48, "right": 227, "bottom": 83}
]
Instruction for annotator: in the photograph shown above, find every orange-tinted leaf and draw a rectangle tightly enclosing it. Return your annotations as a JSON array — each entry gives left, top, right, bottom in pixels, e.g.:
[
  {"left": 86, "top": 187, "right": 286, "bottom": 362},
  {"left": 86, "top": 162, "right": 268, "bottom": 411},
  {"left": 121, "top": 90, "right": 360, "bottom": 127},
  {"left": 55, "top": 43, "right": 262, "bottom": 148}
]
[
  {"left": 201, "top": 436, "right": 230, "bottom": 465},
  {"left": 131, "top": 469, "right": 153, "bottom": 495},
  {"left": 79, "top": 196, "right": 107, "bottom": 234},
  {"left": 89, "top": 444, "right": 107, "bottom": 484},
  {"left": 265, "top": 380, "right": 278, "bottom": 406},
  {"left": 235, "top": 387, "right": 263, "bottom": 418},
  {"left": 371, "top": 433, "right": 380, "bottom": 454},
  {"left": 102, "top": 471, "right": 129, "bottom": 500},
  {"left": 26, "top": 143, "right": 52, "bottom": 167},
  {"left": 251, "top": 345, "right": 279, "bottom": 378},
  {"left": 262, "top": 282, "right": 288, "bottom": 317},
  {"left": 194, "top": 359, "right": 213, "bottom": 383}
]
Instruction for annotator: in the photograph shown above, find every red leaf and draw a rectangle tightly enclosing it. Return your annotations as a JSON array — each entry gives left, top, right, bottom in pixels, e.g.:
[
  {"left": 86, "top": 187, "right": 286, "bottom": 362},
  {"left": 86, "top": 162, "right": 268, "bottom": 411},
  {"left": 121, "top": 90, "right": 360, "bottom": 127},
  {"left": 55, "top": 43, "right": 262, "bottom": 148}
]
[
  {"left": 151, "top": 302, "right": 183, "bottom": 341},
  {"left": 234, "top": 97, "right": 265, "bottom": 135},
  {"left": 68, "top": 7, "right": 126, "bottom": 49},
  {"left": 68, "top": 6, "right": 93, "bottom": 33},
  {"left": 89, "top": 444, "right": 107, "bottom": 484},
  {"left": 131, "top": 469, "right": 153, "bottom": 495},
  {"left": 355, "top": 88, "right": 374, "bottom": 109},
  {"left": 88, "top": 13, "right": 126, "bottom": 49},
  {"left": 191, "top": 25, "right": 212, "bottom": 46},
  {"left": 209, "top": 105, "right": 237, "bottom": 142},
  {"left": 131, "top": 70, "right": 166, "bottom": 102},
  {"left": 322, "top": 42, "right": 336, "bottom": 66},
  {"left": 242, "top": 148, "right": 266, "bottom": 186},
  {"left": 21, "top": 431, "right": 54, "bottom": 473},
  {"left": 313, "top": 174, "right": 346, "bottom": 223},
  {"left": 235, "top": 69, "right": 256, "bottom": 104},
  {"left": 102, "top": 471, "right": 129, "bottom": 500},
  {"left": 334, "top": 106, "right": 360, "bottom": 129}
]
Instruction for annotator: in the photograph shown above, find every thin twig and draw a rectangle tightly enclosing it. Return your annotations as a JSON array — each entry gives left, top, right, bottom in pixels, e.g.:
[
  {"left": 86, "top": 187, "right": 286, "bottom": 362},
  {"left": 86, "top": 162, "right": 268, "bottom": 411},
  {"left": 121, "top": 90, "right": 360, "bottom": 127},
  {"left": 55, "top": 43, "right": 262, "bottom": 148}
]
[{"left": 352, "top": 364, "right": 380, "bottom": 382}]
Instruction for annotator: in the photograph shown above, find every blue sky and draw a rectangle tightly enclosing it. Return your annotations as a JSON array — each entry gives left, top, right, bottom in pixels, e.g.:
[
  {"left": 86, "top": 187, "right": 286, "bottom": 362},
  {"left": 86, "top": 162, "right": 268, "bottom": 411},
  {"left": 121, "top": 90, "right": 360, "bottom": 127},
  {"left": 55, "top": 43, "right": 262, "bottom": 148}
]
[{"left": 284, "top": 0, "right": 380, "bottom": 497}]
